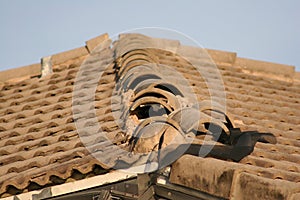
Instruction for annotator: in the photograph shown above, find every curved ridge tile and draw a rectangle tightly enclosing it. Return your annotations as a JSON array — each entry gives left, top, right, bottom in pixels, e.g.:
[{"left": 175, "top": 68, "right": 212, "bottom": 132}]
[{"left": 0, "top": 33, "right": 299, "bottom": 198}]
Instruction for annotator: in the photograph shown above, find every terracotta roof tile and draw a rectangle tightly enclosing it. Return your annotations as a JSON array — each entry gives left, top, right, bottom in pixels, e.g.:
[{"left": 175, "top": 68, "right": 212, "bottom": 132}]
[
  {"left": 0, "top": 33, "right": 299, "bottom": 198},
  {"left": 0, "top": 64, "right": 41, "bottom": 84},
  {"left": 85, "top": 33, "right": 109, "bottom": 53}
]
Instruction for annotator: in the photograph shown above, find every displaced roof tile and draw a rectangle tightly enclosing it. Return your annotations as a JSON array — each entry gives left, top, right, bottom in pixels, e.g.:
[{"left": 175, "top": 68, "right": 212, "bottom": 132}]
[{"left": 0, "top": 33, "right": 299, "bottom": 198}]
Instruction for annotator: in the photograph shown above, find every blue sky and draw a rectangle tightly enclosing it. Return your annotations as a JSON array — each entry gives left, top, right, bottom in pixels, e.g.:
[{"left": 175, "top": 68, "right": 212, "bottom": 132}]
[{"left": 1, "top": 0, "right": 299, "bottom": 71}]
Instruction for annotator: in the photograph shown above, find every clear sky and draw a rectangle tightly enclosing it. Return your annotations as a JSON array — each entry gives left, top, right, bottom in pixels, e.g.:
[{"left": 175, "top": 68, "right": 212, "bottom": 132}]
[{"left": 1, "top": 0, "right": 299, "bottom": 71}]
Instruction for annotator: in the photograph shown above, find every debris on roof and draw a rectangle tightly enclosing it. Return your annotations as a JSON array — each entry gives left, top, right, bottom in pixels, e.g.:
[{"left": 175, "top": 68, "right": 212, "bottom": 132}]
[{"left": 0, "top": 33, "right": 299, "bottom": 199}]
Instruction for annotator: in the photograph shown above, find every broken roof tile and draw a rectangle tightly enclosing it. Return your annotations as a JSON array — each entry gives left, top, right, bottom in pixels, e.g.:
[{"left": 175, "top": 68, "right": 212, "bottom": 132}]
[{"left": 0, "top": 33, "right": 299, "bottom": 199}]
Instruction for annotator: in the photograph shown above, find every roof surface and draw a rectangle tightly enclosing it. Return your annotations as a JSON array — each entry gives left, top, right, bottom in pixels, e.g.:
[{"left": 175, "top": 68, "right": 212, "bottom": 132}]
[{"left": 0, "top": 33, "right": 299, "bottom": 199}]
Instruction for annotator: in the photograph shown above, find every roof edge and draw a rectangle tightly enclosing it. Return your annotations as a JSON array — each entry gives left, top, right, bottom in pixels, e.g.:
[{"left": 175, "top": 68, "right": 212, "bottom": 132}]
[
  {"left": 0, "top": 33, "right": 298, "bottom": 83},
  {"left": 206, "top": 49, "right": 237, "bottom": 65},
  {"left": 51, "top": 46, "right": 89, "bottom": 66},
  {"left": 235, "top": 57, "right": 296, "bottom": 81},
  {"left": 0, "top": 33, "right": 109, "bottom": 84},
  {"left": 0, "top": 171, "right": 136, "bottom": 200},
  {"left": 85, "top": 33, "right": 109, "bottom": 53},
  {"left": 0, "top": 63, "right": 41, "bottom": 83}
]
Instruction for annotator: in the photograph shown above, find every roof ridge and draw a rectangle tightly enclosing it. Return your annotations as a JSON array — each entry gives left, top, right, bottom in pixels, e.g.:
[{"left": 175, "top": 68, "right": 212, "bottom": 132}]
[
  {"left": 0, "top": 33, "right": 108, "bottom": 84},
  {"left": 0, "top": 32, "right": 299, "bottom": 198},
  {"left": 235, "top": 57, "right": 296, "bottom": 82},
  {"left": 0, "top": 33, "right": 298, "bottom": 84}
]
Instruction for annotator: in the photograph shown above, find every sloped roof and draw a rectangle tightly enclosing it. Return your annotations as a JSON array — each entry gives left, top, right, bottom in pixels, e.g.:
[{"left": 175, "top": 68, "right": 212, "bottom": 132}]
[{"left": 0, "top": 33, "right": 299, "bottom": 199}]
